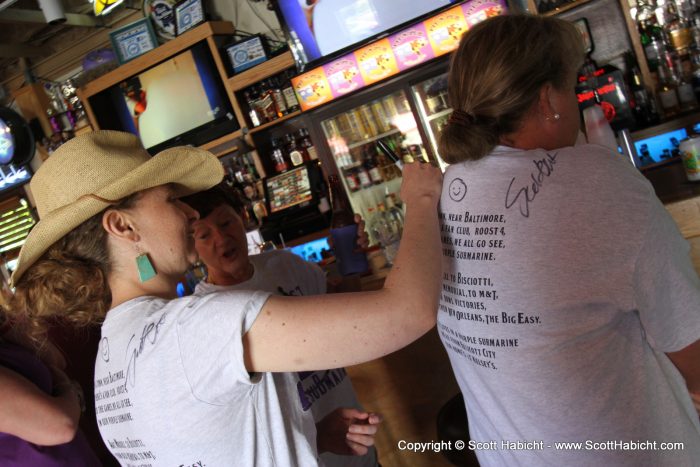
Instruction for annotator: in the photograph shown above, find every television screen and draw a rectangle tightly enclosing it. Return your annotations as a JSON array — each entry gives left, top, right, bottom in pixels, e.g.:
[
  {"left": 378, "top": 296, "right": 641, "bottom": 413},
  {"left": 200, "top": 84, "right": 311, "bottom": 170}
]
[
  {"left": 88, "top": 41, "right": 239, "bottom": 154},
  {"left": 265, "top": 165, "right": 313, "bottom": 213},
  {"left": 288, "top": 237, "right": 330, "bottom": 263},
  {"left": 634, "top": 128, "right": 687, "bottom": 167},
  {"left": 276, "top": 0, "right": 455, "bottom": 69}
]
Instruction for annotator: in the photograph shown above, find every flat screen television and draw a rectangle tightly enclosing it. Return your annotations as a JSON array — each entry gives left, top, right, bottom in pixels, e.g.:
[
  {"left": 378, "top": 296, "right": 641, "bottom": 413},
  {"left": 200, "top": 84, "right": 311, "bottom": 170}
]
[
  {"left": 274, "top": 0, "right": 457, "bottom": 70},
  {"left": 87, "top": 41, "right": 239, "bottom": 154},
  {"left": 264, "top": 164, "right": 314, "bottom": 214}
]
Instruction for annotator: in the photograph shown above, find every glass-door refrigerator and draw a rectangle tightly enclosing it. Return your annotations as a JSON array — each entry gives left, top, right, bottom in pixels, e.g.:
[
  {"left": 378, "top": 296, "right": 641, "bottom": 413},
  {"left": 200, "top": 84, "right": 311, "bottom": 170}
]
[
  {"left": 317, "top": 88, "right": 429, "bottom": 223},
  {"left": 411, "top": 72, "right": 452, "bottom": 170}
]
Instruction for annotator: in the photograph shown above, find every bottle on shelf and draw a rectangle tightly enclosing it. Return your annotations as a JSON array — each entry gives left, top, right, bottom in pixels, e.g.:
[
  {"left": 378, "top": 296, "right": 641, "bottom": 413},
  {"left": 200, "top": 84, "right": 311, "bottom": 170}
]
[
  {"left": 282, "top": 69, "right": 301, "bottom": 113},
  {"left": 363, "top": 146, "right": 384, "bottom": 185},
  {"left": 287, "top": 133, "right": 305, "bottom": 167},
  {"left": 671, "top": 52, "right": 699, "bottom": 110},
  {"left": 638, "top": 16, "right": 664, "bottom": 71},
  {"left": 244, "top": 89, "right": 262, "bottom": 127},
  {"left": 356, "top": 160, "right": 372, "bottom": 189},
  {"left": 299, "top": 128, "right": 317, "bottom": 160},
  {"left": 656, "top": 59, "right": 681, "bottom": 117},
  {"left": 328, "top": 174, "right": 369, "bottom": 275},
  {"left": 639, "top": 143, "right": 655, "bottom": 165},
  {"left": 270, "top": 77, "right": 288, "bottom": 118},
  {"left": 624, "top": 51, "right": 660, "bottom": 127},
  {"left": 664, "top": 0, "right": 693, "bottom": 58},
  {"left": 271, "top": 138, "right": 289, "bottom": 173},
  {"left": 258, "top": 81, "right": 278, "bottom": 123},
  {"left": 691, "top": 45, "right": 700, "bottom": 101},
  {"left": 368, "top": 202, "right": 401, "bottom": 265},
  {"left": 384, "top": 192, "right": 405, "bottom": 236},
  {"left": 343, "top": 167, "right": 361, "bottom": 192}
]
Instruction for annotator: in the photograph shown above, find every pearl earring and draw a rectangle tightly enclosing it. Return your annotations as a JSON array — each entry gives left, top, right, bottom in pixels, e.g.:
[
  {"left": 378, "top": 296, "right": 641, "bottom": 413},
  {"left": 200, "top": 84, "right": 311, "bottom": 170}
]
[{"left": 553, "top": 113, "right": 561, "bottom": 120}]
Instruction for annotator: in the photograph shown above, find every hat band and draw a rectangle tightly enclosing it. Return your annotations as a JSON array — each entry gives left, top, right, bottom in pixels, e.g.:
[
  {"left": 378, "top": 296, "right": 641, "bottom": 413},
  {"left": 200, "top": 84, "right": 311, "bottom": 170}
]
[{"left": 77, "top": 193, "right": 123, "bottom": 205}]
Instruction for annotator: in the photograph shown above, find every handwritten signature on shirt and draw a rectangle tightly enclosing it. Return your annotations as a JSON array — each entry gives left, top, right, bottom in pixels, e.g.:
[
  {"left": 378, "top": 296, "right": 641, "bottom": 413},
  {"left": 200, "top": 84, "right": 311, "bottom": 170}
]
[
  {"left": 125, "top": 314, "right": 167, "bottom": 388},
  {"left": 504, "top": 152, "right": 558, "bottom": 218}
]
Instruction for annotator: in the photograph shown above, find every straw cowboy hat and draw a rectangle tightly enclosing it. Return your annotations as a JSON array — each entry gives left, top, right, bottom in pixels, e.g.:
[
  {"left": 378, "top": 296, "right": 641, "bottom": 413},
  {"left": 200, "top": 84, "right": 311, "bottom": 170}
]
[{"left": 11, "top": 130, "right": 224, "bottom": 286}]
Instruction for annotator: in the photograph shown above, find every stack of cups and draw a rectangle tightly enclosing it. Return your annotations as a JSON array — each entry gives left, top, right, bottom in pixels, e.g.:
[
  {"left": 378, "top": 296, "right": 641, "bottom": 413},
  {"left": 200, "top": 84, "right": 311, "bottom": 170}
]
[{"left": 582, "top": 105, "right": 618, "bottom": 152}]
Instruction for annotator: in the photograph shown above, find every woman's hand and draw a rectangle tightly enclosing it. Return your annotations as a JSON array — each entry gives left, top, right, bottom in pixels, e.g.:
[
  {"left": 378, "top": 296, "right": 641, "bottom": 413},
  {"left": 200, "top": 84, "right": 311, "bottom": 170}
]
[
  {"left": 354, "top": 213, "right": 369, "bottom": 250},
  {"left": 316, "top": 407, "right": 383, "bottom": 456}
]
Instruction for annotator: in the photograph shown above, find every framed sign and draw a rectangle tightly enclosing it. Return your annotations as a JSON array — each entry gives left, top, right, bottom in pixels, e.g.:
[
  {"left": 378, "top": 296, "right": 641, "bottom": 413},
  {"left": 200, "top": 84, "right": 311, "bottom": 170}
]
[
  {"left": 109, "top": 18, "right": 158, "bottom": 64},
  {"left": 174, "top": 0, "right": 204, "bottom": 36},
  {"left": 225, "top": 35, "right": 268, "bottom": 74}
]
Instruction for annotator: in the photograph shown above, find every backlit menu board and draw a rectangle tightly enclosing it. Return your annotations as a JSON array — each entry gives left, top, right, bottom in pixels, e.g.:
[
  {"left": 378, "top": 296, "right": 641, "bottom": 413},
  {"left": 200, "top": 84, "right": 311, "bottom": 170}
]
[{"left": 292, "top": 0, "right": 507, "bottom": 111}]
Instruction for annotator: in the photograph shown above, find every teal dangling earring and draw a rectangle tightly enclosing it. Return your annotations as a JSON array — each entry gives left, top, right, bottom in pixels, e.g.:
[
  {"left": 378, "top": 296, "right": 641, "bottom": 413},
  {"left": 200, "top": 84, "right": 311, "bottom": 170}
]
[{"left": 136, "top": 252, "right": 157, "bottom": 282}]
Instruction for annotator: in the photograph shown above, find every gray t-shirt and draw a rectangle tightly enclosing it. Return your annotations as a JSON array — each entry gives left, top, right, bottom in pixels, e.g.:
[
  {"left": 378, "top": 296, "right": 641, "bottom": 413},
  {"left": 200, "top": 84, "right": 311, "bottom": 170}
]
[
  {"left": 438, "top": 144, "right": 700, "bottom": 466},
  {"left": 196, "top": 250, "right": 377, "bottom": 467},
  {"left": 94, "top": 290, "right": 322, "bottom": 466}
]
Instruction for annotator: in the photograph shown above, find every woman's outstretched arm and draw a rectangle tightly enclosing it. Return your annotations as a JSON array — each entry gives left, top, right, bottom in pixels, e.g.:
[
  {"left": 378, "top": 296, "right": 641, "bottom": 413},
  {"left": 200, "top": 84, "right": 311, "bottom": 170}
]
[
  {"left": 0, "top": 365, "right": 81, "bottom": 445},
  {"left": 244, "top": 162, "right": 443, "bottom": 372}
]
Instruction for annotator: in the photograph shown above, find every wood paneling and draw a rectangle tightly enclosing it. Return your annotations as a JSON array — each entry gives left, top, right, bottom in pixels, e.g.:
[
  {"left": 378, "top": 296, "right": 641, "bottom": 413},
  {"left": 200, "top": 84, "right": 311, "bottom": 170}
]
[{"left": 666, "top": 196, "right": 700, "bottom": 274}]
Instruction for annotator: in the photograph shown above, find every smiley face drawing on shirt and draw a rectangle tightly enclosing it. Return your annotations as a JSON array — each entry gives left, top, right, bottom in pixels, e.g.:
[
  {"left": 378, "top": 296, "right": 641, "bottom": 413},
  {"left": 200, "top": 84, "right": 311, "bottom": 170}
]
[{"left": 449, "top": 178, "right": 467, "bottom": 202}]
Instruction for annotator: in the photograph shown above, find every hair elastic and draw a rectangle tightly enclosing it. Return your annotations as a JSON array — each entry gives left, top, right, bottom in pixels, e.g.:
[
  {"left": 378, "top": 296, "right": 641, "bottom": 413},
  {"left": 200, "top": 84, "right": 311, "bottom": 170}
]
[{"left": 448, "top": 109, "right": 477, "bottom": 126}]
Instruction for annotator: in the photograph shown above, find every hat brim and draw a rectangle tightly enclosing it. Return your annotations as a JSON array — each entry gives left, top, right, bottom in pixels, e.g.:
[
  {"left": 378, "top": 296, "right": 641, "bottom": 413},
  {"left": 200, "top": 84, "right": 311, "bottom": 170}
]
[{"left": 11, "top": 146, "right": 224, "bottom": 286}]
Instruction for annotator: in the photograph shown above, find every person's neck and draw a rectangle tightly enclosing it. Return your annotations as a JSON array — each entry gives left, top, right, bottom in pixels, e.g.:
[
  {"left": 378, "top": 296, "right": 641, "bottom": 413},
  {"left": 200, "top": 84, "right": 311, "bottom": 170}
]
[
  {"left": 109, "top": 273, "right": 179, "bottom": 308},
  {"left": 206, "top": 261, "right": 255, "bottom": 287}
]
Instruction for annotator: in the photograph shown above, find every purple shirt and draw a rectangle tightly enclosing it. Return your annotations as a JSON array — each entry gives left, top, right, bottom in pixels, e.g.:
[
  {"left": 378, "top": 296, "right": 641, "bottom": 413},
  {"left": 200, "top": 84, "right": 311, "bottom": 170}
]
[{"left": 0, "top": 339, "right": 101, "bottom": 466}]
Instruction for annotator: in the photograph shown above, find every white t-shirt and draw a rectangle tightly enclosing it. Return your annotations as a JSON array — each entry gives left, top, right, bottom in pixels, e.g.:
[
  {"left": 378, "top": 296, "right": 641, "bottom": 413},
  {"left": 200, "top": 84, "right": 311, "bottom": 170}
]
[
  {"left": 94, "top": 290, "right": 322, "bottom": 467},
  {"left": 438, "top": 144, "right": 700, "bottom": 466},
  {"left": 196, "top": 250, "right": 377, "bottom": 467}
]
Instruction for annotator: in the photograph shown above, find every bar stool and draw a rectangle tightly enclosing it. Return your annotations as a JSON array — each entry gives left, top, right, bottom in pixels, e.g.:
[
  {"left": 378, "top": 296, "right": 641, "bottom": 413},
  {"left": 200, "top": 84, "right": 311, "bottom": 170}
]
[{"left": 436, "top": 393, "right": 480, "bottom": 467}]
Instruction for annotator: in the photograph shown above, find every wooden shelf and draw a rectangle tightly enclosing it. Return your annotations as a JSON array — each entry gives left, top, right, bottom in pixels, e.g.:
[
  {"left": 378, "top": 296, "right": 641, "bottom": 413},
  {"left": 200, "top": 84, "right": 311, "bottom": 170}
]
[
  {"left": 77, "top": 21, "right": 236, "bottom": 98},
  {"left": 541, "top": 0, "right": 596, "bottom": 16},
  {"left": 630, "top": 112, "right": 700, "bottom": 141},
  {"left": 228, "top": 51, "right": 296, "bottom": 92},
  {"left": 248, "top": 110, "right": 302, "bottom": 134},
  {"left": 199, "top": 129, "right": 243, "bottom": 157}
]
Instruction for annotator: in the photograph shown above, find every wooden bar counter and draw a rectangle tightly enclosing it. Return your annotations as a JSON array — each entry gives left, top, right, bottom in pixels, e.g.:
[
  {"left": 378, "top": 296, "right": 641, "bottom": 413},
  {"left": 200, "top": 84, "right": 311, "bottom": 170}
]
[{"left": 644, "top": 161, "right": 700, "bottom": 275}]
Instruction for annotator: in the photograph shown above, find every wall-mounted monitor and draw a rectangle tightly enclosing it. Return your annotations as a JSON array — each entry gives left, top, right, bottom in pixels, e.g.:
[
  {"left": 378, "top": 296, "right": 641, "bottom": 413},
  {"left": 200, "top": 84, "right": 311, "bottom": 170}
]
[
  {"left": 86, "top": 41, "right": 239, "bottom": 154},
  {"left": 274, "top": 0, "right": 457, "bottom": 71}
]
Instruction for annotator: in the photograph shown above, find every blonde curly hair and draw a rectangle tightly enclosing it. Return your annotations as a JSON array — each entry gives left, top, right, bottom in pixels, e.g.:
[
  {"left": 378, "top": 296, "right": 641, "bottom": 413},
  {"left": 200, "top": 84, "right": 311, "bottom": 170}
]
[{"left": 5, "top": 194, "right": 138, "bottom": 351}]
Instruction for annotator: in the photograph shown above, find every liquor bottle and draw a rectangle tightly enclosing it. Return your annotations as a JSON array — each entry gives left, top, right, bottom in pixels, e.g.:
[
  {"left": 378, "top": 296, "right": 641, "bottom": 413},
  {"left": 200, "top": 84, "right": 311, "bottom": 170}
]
[
  {"left": 328, "top": 174, "right": 369, "bottom": 275},
  {"left": 343, "top": 167, "right": 361, "bottom": 192},
  {"left": 657, "top": 60, "right": 681, "bottom": 117},
  {"left": 624, "top": 52, "right": 659, "bottom": 126},
  {"left": 364, "top": 147, "right": 384, "bottom": 185},
  {"left": 270, "top": 77, "right": 288, "bottom": 117},
  {"left": 282, "top": 69, "right": 300, "bottom": 113},
  {"left": 299, "top": 128, "right": 318, "bottom": 160},
  {"left": 258, "top": 81, "right": 277, "bottom": 123},
  {"left": 368, "top": 203, "right": 400, "bottom": 265},
  {"left": 639, "top": 143, "right": 655, "bottom": 165},
  {"left": 640, "top": 19, "right": 664, "bottom": 71},
  {"left": 271, "top": 138, "right": 288, "bottom": 173},
  {"left": 242, "top": 152, "right": 260, "bottom": 180},
  {"left": 664, "top": 0, "right": 693, "bottom": 57},
  {"left": 287, "top": 133, "right": 305, "bottom": 167},
  {"left": 691, "top": 45, "right": 700, "bottom": 101},
  {"left": 356, "top": 161, "right": 372, "bottom": 189},
  {"left": 244, "top": 89, "right": 262, "bottom": 127},
  {"left": 384, "top": 192, "right": 404, "bottom": 236},
  {"left": 673, "top": 55, "right": 699, "bottom": 110}
]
